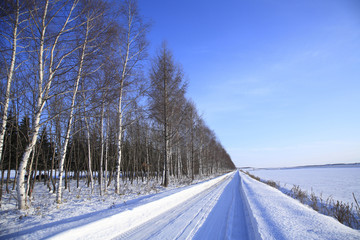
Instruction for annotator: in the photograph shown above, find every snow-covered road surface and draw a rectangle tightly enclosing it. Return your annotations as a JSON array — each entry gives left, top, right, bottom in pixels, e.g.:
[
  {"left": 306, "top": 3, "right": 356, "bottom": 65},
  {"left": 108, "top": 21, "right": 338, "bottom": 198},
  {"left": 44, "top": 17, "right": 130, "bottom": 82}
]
[
  {"left": 115, "top": 171, "right": 249, "bottom": 240},
  {"left": 114, "top": 172, "right": 246, "bottom": 239},
  {"left": 193, "top": 171, "right": 251, "bottom": 239},
  {"left": 50, "top": 172, "right": 242, "bottom": 240}
]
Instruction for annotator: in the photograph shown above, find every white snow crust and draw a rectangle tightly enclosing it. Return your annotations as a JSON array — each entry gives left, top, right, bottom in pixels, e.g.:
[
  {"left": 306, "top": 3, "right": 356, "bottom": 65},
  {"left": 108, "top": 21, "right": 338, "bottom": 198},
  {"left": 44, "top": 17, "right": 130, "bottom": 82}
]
[
  {"left": 240, "top": 171, "right": 360, "bottom": 240},
  {"left": 249, "top": 165, "right": 360, "bottom": 204}
]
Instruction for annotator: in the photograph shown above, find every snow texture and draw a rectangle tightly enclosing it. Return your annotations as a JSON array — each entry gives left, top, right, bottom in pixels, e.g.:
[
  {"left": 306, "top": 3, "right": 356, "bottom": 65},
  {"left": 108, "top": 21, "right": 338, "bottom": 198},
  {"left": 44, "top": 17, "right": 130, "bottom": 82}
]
[
  {"left": 115, "top": 172, "right": 236, "bottom": 239},
  {"left": 240, "top": 171, "right": 360, "bottom": 240},
  {"left": 249, "top": 164, "right": 360, "bottom": 204},
  {"left": 193, "top": 172, "right": 250, "bottom": 239},
  {"left": 49, "top": 173, "right": 231, "bottom": 239}
]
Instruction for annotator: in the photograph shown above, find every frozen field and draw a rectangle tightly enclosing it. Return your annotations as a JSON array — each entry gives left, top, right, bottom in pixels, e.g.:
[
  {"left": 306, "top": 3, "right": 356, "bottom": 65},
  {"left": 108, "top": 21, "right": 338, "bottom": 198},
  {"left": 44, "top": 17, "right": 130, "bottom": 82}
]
[{"left": 249, "top": 164, "right": 360, "bottom": 204}]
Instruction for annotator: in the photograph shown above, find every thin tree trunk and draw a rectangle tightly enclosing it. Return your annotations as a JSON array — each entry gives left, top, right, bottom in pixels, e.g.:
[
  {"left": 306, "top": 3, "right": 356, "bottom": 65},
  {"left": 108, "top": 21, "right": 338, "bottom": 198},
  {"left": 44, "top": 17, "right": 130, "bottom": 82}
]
[
  {"left": 104, "top": 107, "right": 110, "bottom": 193},
  {"left": 56, "top": 16, "right": 88, "bottom": 203},
  {"left": 25, "top": 148, "right": 35, "bottom": 200},
  {"left": 0, "top": 161, "right": 4, "bottom": 205},
  {"left": 99, "top": 100, "right": 105, "bottom": 195},
  {"left": 29, "top": 149, "right": 39, "bottom": 199},
  {"left": 84, "top": 113, "right": 94, "bottom": 193},
  {"left": 115, "top": 0, "right": 146, "bottom": 193},
  {"left": 50, "top": 137, "right": 56, "bottom": 193},
  {"left": 145, "top": 134, "right": 149, "bottom": 182},
  {"left": 163, "top": 70, "right": 169, "bottom": 187},
  {"left": 0, "top": 0, "right": 20, "bottom": 166},
  {"left": 6, "top": 121, "right": 13, "bottom": 193},
  {"left": 6, "top": 158, "right": 11, "bottom": 193},
  {"left": 115, "top": 58, "right": 126, "bottom": 194},
  {"left": 177, "top": 146, "right": 181, "bottom": 179},
  {"left": 13, "top": 115, "right": 20, "bottom": 191},
  {"left": 157, "top": 150, "right": 160, "bottom": 182},
  {"left": 199, "top": 140, "right": 203, "bottom": 176}
]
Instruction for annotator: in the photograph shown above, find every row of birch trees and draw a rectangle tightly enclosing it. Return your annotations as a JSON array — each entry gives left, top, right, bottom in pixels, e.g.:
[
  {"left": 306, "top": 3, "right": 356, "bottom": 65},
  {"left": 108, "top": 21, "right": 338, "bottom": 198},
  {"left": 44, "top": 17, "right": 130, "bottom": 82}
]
[{"left": 0, "top": 0, "right": 235, "bottom": 210}]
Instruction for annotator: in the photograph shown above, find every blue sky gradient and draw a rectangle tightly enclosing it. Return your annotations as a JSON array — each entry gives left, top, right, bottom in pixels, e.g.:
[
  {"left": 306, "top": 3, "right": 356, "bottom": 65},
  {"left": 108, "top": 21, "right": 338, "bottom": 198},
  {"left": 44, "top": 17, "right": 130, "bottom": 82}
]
[{"left": 138, "top": 0, "right": 360, "bottom": 168}]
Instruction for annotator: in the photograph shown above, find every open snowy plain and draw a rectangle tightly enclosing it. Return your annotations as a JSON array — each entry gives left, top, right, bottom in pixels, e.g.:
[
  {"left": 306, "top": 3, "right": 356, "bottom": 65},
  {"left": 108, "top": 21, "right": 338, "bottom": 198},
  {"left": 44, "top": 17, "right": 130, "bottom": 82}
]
[
  {"left": 1, "top": 170, "right": 360, "bottom": 239},
  {"left": 248, "top": 164, "right": 360, "bottom": 205}
]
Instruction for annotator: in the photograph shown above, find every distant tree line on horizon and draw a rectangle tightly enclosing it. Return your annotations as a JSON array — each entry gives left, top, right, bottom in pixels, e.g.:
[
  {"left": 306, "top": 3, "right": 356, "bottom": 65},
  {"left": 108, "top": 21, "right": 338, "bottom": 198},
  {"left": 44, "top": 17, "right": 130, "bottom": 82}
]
[{"left": 0, "top": 0, "right": 235, "bottom": 210}]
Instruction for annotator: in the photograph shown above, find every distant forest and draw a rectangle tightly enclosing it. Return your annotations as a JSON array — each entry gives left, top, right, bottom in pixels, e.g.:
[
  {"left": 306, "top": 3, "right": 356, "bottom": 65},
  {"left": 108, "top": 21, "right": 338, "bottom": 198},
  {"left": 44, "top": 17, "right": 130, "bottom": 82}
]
[{"left": 0, "top": 0, "right": 235, "bottom": 210}]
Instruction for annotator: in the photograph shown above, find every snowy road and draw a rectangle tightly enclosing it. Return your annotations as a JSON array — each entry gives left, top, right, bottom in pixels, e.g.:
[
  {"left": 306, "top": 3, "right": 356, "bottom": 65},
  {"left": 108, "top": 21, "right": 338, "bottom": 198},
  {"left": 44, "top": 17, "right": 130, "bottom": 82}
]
[
  {"left": 193, "top": 172, "right": 250, "bottom": 239},
  {"left": 49, "top": 172, "right": 250, "bottom": 240},
  {"left": 115, "top": 172, "right": 249, "bottom": 240}
]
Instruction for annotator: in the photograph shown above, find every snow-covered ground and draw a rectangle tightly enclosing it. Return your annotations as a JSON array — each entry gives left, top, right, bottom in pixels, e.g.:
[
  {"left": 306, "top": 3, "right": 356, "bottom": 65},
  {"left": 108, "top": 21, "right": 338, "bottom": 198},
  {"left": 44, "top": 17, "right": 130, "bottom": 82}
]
[
  {"left": 240, "top": 171, "right": 360, "bottom": 239},
  {"left": 0, "top": 173, "right": 231, "bottom": 239},
  {"left": 247, "top": 164, "right": 360, "bottom": 204},
  {"left": 0, "top": 175, "right": 210, "bottom": 237},
  {"left": 1, "top": 170, "right": 360, "bottom": 239}
]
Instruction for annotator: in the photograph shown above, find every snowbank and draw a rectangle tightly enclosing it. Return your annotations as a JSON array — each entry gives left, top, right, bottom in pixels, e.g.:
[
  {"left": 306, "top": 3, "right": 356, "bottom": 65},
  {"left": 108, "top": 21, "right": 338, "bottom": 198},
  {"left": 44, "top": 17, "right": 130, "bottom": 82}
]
[
  {"left": 239, "top": 171, "right": 360, "bottom": 240},
  {"left": 49, "top": 172, "right": 233, "bottom": 239}
]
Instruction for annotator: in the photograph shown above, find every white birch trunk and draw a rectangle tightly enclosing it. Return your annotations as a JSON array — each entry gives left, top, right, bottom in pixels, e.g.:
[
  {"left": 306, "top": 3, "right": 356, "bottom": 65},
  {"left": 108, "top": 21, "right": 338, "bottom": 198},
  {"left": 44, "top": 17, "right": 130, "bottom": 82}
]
[
  {"left": 115, "top": 0, "right": 147, "bottom": 192},
  {"left": 115, "top": 7, "right": 131, "bottom": 194},
  {"left": 17, "top": 123, "right": 40, "bottom": 209},
  {"left": 17, "top": 0, "right": 49, "bottom": 210},
  {"left": 17, "top": 0, "right": 77, "bottom": 209},
  {"left": 0, "top": 0, "right": 19, "bottom": 165},
  {"left": 56, "top": 22, "right": 87, "bottom": 203},
  {"left": 115, "top": 94, "right": 123, "bottom": 194}
]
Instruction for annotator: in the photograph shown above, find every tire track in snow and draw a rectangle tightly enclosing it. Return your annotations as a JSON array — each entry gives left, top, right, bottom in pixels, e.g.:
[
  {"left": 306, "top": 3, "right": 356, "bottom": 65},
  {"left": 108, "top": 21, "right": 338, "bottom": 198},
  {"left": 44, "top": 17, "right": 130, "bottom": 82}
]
[
  {"left": 193, "top": 172, "right": 250, "bottom": 240},
  {"left": 50, "top": 173, "right": 232, "bottom": 240},
  {"left": 114, "top": 173, "right": 233, "bottom": 240}
]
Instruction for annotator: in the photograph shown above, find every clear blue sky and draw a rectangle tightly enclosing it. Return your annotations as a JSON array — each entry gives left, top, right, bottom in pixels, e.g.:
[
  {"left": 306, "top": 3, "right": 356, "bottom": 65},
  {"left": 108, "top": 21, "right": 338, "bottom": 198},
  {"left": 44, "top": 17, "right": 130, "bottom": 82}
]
[{"left": 138, "top": 0, "right": 360, "bottom": 168}]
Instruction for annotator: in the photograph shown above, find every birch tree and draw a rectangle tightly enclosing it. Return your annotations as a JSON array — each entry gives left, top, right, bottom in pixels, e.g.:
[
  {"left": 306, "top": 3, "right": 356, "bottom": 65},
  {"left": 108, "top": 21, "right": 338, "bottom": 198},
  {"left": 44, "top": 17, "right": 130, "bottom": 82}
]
[
  {"left": 55, "top": 0, "right": 111, "bottom": 203},
  {"left": 0, "top": 0, "right": 29, "bottom": 165},
  {"left": 114, "top": 0, "right": 148, "bottom": 194},
  {"left": 17, "top": 0, "right": 81, "bottom": 210}
]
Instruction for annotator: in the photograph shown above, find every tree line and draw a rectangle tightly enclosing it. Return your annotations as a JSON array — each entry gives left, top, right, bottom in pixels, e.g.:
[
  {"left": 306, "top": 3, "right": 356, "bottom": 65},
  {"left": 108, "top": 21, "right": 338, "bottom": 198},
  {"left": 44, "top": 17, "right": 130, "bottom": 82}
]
[{"left": 0, "top": 0, "right": 235, "bottom": 210}]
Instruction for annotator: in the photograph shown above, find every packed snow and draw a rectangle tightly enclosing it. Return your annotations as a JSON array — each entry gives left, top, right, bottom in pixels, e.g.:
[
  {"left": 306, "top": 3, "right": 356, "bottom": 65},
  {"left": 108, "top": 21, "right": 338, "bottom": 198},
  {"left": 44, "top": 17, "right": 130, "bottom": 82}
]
[
  {"left": 1, "top": 170, "right": 360, "bottom": 239},
  {"left": 193, "top": 172, "right": 250, "bottom": 239},
  {"left": 116, "top": 172, "right": 240, "bottom": 239},
  {"left": 248, "top": 164, "right": 360, "bottom": 205}
]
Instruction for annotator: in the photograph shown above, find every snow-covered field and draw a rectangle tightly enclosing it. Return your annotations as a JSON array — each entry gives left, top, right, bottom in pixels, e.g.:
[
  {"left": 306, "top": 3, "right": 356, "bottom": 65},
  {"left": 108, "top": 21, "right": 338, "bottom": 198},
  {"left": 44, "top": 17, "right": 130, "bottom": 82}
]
[
  {"left": 240, "top": 171, "right": 360, "bottom": 239},
  {"left": 248, "top": 164, "right": 360, "bottom": 205}
]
